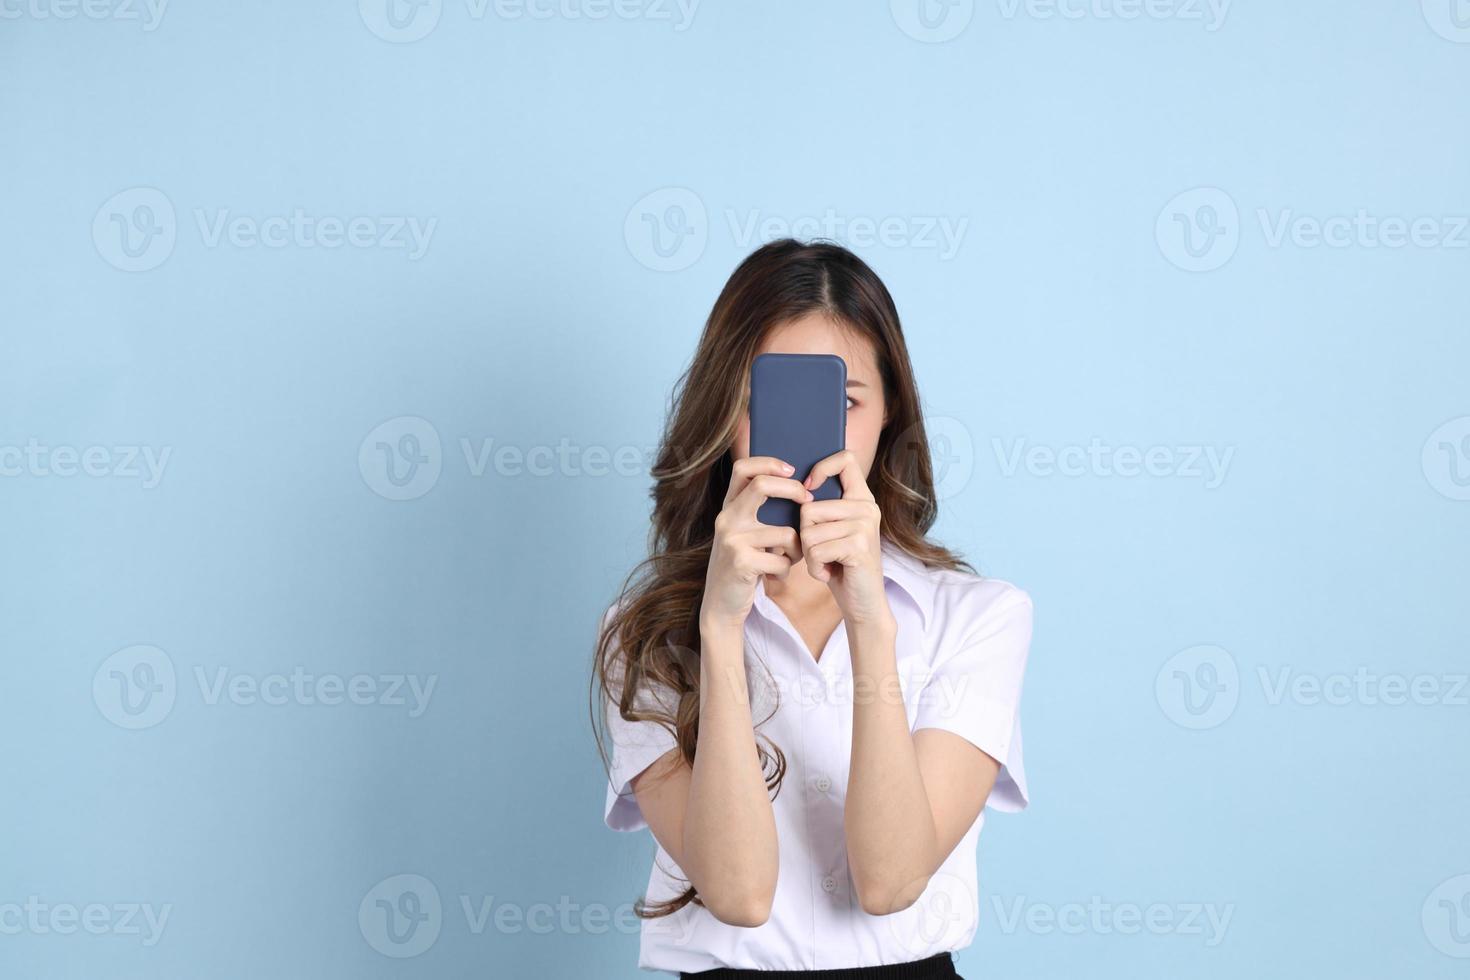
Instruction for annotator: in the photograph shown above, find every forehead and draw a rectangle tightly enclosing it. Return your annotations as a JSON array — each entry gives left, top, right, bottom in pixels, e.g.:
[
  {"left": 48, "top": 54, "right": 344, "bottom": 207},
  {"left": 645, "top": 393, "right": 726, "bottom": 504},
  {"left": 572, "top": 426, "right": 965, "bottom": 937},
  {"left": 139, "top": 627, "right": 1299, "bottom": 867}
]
[{"left": 756, "top": 314, "right": 880, "bottom": 382}]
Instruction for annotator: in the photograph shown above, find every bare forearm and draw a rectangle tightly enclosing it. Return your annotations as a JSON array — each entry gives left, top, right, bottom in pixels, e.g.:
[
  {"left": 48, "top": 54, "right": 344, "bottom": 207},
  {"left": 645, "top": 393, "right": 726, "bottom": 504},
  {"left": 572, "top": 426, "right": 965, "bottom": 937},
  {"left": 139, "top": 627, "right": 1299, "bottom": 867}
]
[
  {"left": 683, "top": 624, "right": 779, "bottom": 925},
  {"left": 844, "top": 619, "right": 938, "bottom": 915}
]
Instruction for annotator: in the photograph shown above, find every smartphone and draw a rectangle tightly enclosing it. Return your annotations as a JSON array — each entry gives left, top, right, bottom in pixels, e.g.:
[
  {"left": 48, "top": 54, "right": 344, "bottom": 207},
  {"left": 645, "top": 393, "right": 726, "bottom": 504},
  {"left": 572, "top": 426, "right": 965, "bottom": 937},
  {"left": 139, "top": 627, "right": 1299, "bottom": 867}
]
[{"left": 749, "top": 353, "right": 847, "bottom": 530}]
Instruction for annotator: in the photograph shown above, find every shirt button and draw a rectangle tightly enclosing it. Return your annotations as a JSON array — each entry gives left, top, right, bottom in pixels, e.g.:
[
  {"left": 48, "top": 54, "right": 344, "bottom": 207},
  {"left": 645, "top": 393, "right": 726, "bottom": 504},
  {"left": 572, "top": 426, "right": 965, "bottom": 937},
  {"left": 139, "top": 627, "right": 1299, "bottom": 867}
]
[
  {"left": 813, "top": 775, "right": 832, "bottom": 793},
  {"left": 821, "top": 875, "right": 838, "bottom": 893}
]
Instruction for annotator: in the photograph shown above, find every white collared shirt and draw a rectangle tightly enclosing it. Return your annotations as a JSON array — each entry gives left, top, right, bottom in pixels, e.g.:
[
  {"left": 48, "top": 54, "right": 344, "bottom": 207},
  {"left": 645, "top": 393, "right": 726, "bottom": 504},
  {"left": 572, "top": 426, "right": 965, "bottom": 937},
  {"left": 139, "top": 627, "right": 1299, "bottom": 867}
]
[{"left": 602, "top": 543, "right": 1033, "bottom": 974}]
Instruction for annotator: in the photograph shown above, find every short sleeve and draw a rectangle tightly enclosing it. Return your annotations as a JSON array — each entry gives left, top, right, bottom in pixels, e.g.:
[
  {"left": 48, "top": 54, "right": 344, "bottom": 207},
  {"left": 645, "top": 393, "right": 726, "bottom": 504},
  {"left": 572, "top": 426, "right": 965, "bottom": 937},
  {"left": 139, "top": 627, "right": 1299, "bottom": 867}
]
[
  {"left": 601, "top": 620, "right": 681, "bottom": 833},
  {"left": 913, "top": 589, "right": 1033, "bottom": 812}
]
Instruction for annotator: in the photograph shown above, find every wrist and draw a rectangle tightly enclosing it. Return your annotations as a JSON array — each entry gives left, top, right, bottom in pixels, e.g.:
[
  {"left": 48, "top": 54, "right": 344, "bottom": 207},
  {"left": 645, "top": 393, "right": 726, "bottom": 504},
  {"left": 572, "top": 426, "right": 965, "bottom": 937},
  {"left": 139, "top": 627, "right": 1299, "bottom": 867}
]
[
  {"left": 699, "top": 614, "right": 747, "bottom": 650},
  {"left": 697, "top": 623, "right": 750, "bottom": 697},
  {"left": 845, "top": 610, "right": 898, "bottom": 645},
  {"left": 843, "top": 590, "right": 897, "bottom": 637}
]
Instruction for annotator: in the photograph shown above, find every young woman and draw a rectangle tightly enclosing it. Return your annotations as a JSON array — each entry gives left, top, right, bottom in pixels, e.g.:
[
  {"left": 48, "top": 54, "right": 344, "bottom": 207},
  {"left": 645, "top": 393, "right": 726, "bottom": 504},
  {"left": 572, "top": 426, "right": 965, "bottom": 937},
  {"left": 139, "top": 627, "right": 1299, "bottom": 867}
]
[{"left": 595, "top": 240, "right": 1033, "bottom": 978}]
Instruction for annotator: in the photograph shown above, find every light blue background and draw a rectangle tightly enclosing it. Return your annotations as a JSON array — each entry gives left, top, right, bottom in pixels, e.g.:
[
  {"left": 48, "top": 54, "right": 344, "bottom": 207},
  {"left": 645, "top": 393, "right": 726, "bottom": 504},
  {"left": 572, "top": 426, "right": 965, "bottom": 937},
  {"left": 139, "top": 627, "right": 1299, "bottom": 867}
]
[{"left": 2, "top": 1, "right": 1468, "bottom": 977}]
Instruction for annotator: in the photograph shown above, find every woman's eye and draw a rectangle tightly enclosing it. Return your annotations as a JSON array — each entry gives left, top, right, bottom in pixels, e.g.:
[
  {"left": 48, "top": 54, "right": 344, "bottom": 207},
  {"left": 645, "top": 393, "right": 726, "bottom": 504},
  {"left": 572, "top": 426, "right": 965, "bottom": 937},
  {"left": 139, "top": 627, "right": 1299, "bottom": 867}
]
[{"left": 846, "top": 396, "right": 858, "bottom": 410}]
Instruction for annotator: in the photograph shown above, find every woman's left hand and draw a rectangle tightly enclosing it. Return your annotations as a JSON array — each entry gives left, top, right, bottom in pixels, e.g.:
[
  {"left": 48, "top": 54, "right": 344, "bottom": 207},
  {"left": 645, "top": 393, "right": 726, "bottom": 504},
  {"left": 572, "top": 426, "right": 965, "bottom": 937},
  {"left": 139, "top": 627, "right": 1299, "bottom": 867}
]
[{"left": 799, "top": 450, "right": 893, "bottom": 631}]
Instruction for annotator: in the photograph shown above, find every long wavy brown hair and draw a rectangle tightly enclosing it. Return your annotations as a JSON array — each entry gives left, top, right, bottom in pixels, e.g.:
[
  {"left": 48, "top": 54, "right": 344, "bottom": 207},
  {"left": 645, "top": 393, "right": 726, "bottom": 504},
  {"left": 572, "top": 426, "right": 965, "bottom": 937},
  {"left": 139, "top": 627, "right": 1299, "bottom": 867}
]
[{"left": 592, "top": 238, "right": 967, "bottom": 917}]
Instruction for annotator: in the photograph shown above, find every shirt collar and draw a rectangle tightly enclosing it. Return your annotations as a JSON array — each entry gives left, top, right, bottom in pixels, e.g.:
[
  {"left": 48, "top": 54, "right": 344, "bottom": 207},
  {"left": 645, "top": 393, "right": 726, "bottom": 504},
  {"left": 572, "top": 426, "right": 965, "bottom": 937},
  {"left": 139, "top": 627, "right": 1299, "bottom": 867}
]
[
  {"left": 878, "top": 539, "right": 937, "bottom": 629},
  {"left": 750, "top": 539, "right": 938, "bottom": 628}
]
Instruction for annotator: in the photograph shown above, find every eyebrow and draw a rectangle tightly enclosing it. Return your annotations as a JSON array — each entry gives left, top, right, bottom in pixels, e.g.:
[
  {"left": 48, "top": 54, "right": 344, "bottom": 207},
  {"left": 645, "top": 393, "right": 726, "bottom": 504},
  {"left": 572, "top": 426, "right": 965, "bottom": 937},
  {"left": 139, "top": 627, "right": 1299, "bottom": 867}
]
[{"left": 846, "top": 380, "right": 869, "bottom": 389}]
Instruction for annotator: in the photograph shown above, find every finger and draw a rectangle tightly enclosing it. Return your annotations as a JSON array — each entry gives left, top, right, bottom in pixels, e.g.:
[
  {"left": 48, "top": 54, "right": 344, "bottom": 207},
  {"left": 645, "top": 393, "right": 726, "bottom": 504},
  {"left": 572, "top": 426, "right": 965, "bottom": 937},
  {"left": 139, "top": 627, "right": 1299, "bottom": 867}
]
[
  {"left": 805, "top": 537, "right": 858, "bottom": 578},
  {"left": 799, "top": 498, "right": 879, "bottom": 529},
  {"left": 738, "top": 550, "right": 794, "bottom": 581},
  {"left": 725, "top": 456, "right": 795, "bottom": 506},
  {"left": 799, "top": 519, "right": 862, "bottom": 551},
  {"left": 731, "top": 474, "right": 813, "bottom": 521},
  {"left": 747, "top": 524, "right": 802, "bottom": 563},
  {"left": 803, "top": 449, "right": 873, "bottom": 502}
]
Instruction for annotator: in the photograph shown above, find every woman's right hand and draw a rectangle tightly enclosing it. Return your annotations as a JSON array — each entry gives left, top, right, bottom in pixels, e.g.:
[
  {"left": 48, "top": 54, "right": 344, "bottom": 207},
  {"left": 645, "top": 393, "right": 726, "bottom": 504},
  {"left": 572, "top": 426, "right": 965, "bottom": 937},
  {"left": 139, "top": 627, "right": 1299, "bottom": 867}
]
[{"left": 699, "top": 456, "right": 810, "bottom": 635}]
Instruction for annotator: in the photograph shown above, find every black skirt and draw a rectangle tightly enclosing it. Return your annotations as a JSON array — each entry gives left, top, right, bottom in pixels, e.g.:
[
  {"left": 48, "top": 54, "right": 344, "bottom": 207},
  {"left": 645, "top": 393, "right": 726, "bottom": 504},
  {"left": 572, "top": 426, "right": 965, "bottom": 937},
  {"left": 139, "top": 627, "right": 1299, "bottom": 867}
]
[{"left": 681, "top": 951, "right": 961, "bottom": 980}]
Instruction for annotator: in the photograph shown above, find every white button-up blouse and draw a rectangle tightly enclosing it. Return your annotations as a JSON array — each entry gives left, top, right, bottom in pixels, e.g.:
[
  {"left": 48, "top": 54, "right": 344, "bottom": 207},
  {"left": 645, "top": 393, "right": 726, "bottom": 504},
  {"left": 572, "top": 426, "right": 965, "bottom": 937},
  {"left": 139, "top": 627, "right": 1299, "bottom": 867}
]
[{"left": 602, "top": 543, "right": 1033, "bottom": 974}]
